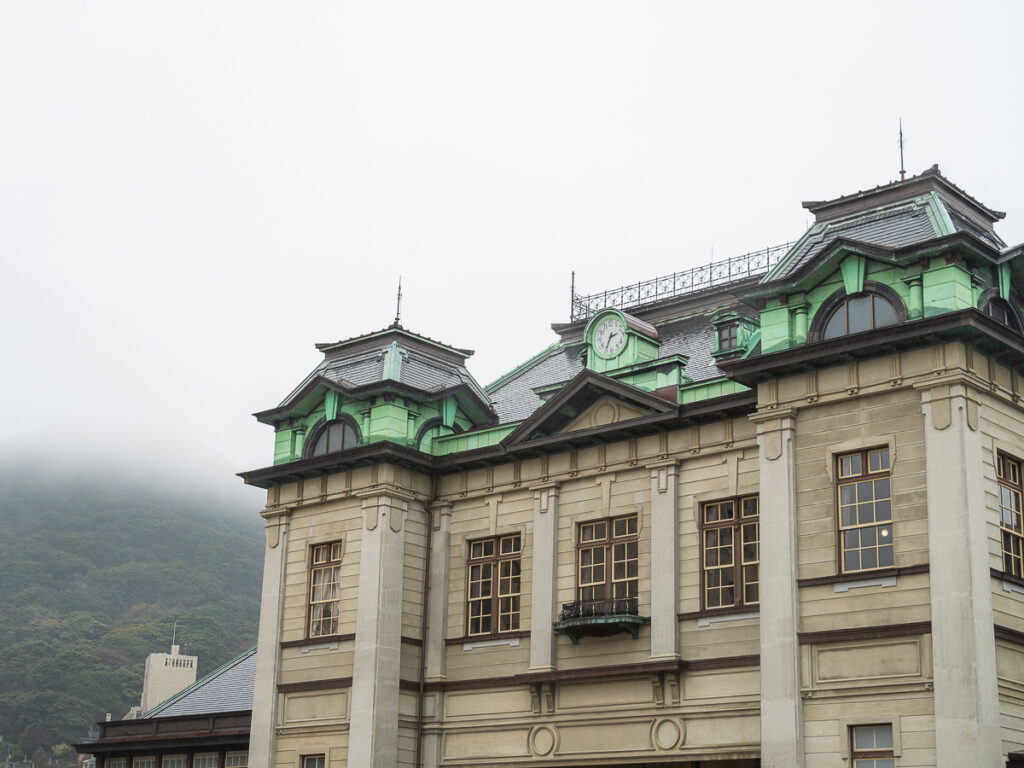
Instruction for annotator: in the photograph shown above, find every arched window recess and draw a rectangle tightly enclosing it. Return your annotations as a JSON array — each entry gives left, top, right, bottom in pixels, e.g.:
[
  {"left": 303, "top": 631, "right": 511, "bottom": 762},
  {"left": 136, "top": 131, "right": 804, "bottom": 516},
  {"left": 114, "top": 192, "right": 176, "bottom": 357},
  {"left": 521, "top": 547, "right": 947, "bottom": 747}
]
[
  {"left": 980, "top": 291, "right": 1023, "bottom": 334},
  {"left": 808, "top": 282, "right": 906, "bottom": 343},
  {"left": 304, "top": 414, "right": 361, "bottom": 458}
]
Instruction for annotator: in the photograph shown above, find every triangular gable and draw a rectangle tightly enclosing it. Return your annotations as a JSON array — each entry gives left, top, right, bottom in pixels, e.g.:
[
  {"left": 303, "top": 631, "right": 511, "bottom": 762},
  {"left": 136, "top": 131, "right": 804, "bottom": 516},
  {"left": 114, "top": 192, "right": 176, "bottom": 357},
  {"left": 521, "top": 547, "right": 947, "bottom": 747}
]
[
  {"left": 559, "top": 395, "right": 654, "bottom": 434},
  {"left": 501, "top": 370, "right": 676, "bottom": 446}
]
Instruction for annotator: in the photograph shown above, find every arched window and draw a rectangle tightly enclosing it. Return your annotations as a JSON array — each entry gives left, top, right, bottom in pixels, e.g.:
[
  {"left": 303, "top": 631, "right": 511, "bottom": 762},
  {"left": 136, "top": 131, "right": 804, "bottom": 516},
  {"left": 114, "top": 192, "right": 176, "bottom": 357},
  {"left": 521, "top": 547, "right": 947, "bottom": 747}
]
[
  {"left": 982, "top": 296, "right": 1022, "bottom": 333},
  {"left": 822, "top": 293, "right": 899, "bottom": 339},
  {"left": 307, "top": 417, "right": 360, "bottom": 458}
]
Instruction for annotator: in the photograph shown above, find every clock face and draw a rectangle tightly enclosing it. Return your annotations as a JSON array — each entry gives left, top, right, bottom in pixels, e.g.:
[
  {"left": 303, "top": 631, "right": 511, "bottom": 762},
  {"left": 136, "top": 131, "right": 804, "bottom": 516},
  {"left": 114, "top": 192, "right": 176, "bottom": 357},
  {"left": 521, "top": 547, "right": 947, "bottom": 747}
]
[{"left": 593, "top": 316, "right": 626, "bottom": 357}]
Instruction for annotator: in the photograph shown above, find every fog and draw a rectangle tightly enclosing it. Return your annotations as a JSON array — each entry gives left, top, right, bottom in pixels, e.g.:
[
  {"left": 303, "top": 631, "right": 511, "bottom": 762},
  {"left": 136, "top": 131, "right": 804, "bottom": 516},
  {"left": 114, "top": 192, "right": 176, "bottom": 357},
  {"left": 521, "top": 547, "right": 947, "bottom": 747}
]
[{"left": 2, "top": 1, "right": 1022, "bottom": 511}]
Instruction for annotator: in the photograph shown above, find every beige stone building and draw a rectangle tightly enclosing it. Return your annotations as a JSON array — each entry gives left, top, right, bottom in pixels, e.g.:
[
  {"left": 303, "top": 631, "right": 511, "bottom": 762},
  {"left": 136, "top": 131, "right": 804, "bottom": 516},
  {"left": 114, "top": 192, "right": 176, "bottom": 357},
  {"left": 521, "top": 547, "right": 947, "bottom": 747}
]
[{"left": 240, "top": 166, "right": 1024, "bottom": 767}]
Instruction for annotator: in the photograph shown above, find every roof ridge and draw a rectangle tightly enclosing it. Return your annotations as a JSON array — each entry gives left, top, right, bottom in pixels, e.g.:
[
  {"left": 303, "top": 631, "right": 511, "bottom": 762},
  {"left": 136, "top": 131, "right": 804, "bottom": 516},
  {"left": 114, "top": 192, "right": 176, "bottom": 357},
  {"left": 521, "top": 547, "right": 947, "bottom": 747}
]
[{"left": 142, "top": 645, "right": 257, "bottom": 718}]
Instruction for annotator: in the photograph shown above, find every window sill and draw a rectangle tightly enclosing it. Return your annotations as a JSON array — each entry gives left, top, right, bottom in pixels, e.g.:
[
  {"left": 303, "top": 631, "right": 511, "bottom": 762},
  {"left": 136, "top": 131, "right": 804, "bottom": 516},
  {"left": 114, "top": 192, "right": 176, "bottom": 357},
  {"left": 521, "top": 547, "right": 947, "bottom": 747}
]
[
  {"left": 679, "top": 605, "right": 759, "bottom": 623},
  {"left": 993, "top": 568, "right": 1024, "bottom": 595},
  {"left": 796, "top": 564, "right": 928, "bottom": 590},
  {"left": 445, "top": 630, "right": 530, "bottom": 648},
  {"left": 280, "top": 633, "right": 355, "bottom": 650}
]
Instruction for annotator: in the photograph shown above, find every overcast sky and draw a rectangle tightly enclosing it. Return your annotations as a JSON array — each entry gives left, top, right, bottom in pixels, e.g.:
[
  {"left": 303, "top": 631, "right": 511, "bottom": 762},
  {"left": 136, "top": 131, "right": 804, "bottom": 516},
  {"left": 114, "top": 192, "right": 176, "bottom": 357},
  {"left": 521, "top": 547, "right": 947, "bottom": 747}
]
[{"left": 2, "top": 1, "right": 1022, "bottom": 510}]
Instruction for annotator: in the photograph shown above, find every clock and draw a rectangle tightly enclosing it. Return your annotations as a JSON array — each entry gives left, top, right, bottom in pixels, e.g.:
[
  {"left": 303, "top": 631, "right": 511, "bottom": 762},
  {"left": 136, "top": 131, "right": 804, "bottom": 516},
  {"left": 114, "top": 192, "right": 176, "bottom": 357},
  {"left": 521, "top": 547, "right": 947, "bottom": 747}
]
[{"left": 593, "top": 315, "right": 626, "bottom": 357}]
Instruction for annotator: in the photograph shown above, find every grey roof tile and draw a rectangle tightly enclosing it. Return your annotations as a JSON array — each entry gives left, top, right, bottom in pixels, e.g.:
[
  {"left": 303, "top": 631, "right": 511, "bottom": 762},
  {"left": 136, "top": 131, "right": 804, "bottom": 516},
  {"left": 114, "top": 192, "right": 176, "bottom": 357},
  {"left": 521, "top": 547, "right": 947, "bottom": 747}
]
[
  {"left": 773, "top": 203, "right": 937, "bottom": 281},
  {"left": 144, "top": 647, "right": 256, "bottom": 718}
]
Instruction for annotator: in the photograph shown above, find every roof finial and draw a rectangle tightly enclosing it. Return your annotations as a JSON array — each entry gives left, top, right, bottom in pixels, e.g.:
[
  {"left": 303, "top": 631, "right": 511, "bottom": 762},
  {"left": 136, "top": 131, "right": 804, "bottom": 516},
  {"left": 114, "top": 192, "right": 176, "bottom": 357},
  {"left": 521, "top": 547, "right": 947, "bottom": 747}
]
[
  {"left": 394, "top": 276, "right": 403, "bottom": 327},
  {"left": 898, "top": 118, "right": 906, "bottom": 181}
]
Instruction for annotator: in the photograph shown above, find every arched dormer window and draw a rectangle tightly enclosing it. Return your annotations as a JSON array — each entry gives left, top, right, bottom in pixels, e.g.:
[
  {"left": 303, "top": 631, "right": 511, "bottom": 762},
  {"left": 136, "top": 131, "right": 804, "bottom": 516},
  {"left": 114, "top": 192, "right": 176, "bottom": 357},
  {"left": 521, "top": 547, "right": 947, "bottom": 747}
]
[
  {"left": 982, "top": 295, "right": 1022, "bottom": 333},
  {"left": 415, "top": 418, "right": 464, "bottom": 453},
  {"left": 809, "top": 282, "right": 906, "bottom": 343},
  {"left": 306, "top": 416, "right": 360, "bottom": 458}
]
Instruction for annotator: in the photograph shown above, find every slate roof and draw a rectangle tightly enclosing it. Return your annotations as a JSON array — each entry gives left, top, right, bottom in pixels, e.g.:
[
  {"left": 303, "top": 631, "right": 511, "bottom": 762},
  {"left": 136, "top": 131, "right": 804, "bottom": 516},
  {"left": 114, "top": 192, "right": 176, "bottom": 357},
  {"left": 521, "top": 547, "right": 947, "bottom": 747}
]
[
  {"left": 486, "top": 312, "right": 727, "bottom": 424},
  {"left": 143, "top": 646, "right": 256, "bottom": 718},
  {"left": 281, "top": 344, "right": 491, "bottom": 407},
  {"left": 769, "top": 200, "right": 939, "bottom": 282}
]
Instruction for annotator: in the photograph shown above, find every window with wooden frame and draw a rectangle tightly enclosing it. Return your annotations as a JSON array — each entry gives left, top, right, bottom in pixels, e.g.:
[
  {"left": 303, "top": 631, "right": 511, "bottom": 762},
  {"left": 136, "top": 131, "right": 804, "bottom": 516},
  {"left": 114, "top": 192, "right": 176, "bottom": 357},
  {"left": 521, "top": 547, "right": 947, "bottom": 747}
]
[
  {"left": 577, "top": 515, "right": 639, "bottom": 606},
  {"left": 701, "top": 496, "right": 759, "bottom": 610},
  {"left": 133, "top": 759, "right": 155, "bottom": 768},
  {"left": 224, "top": 753, "right": 248, "bottom": 768},
  {"left": 301, "top": 756, "right": 325, "bottom": 768},
  {"left": 850, "top": 724, "right": 894, "bottom": 767},
  {"left": 161, "top": 757, "right": 185, "bottom": 768},
  {"left": 717, "top": 323, "right": 738, "bottom": 351},
  {"left": 999, "top": 453, "right": 1024, "bottom": 578},
  {"left": 467, "top": 533, "right": 521, "bottom": 636},
  {"left": 837, "top": 448, "right": 893, "bottom": 573},
  {"left": 308, "top": 540, "right": 344, "bottom": 638},
  {"left": 192, "top": 756, "right": 218, "bottom": 768}
]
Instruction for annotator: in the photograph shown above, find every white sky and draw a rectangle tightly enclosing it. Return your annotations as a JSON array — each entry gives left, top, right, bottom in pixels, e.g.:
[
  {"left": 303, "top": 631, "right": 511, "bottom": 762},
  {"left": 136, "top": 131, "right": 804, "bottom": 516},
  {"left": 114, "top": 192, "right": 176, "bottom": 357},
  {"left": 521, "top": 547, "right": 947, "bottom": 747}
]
[{"left": 2, "top": 1, "right": 1022, "bottom": 509}]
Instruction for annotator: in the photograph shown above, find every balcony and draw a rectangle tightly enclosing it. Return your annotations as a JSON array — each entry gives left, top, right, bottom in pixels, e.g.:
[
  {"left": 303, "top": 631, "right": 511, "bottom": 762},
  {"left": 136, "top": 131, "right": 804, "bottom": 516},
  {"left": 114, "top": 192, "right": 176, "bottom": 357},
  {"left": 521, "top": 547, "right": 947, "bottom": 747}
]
[{"left": 552, "top": 597, "right": 649, "bottom": 644}]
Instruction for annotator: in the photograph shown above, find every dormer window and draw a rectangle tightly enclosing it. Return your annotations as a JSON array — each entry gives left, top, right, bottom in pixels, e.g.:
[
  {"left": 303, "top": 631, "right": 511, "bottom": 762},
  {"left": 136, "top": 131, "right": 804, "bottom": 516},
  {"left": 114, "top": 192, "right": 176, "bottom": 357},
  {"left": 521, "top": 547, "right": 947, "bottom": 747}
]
[
  {"left": 308, "top": 417, "right": 360, "bottom": 457},
  {"left": 821, "top": 294, "right": 899, "bottom": 340},
  {"left": 982, "top": 297, "right": 1022, "bottom": 333}
]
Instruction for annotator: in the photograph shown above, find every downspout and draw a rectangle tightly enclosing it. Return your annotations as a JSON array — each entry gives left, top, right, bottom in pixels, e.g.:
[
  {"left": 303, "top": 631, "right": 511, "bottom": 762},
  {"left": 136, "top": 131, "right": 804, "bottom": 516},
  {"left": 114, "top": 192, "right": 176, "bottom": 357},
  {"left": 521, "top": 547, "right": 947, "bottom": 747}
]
[{"left": 415, "top": 472, "right": 438, "bottom": 768}]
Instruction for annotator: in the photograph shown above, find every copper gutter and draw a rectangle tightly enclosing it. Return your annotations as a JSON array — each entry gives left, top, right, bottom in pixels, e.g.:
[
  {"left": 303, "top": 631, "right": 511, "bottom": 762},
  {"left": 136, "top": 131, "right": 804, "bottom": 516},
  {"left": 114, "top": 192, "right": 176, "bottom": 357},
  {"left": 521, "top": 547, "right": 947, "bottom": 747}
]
[{"left": 415, "top": 473, "right": 438, "bottom": 768}]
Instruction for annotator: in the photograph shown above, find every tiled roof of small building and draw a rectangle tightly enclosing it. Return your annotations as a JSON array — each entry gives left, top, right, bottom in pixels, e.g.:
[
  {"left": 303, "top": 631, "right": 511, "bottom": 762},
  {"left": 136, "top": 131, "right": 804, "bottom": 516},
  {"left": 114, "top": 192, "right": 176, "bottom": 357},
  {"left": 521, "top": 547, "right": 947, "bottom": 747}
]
[{"left": 143, "top": 646, "right": 256, "bottom": 718}]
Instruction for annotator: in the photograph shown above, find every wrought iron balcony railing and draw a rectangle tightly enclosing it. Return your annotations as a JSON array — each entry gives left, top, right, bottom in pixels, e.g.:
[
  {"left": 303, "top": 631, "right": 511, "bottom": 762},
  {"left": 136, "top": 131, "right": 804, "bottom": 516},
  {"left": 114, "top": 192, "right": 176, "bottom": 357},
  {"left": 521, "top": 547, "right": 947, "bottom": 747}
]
[
  {"left": 556, "top": 597, "right": 639, "bottom": 621},
  {"left": 570, "top": 241, "right": 794, "bottom": 322}
]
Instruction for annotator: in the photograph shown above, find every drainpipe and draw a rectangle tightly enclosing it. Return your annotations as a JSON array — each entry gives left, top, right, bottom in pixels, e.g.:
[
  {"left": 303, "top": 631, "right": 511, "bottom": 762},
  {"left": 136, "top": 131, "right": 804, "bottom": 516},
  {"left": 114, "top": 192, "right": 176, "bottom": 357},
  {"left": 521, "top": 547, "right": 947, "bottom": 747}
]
[{"left": 415, "top": 473, "right": 438, "bottom": 768}]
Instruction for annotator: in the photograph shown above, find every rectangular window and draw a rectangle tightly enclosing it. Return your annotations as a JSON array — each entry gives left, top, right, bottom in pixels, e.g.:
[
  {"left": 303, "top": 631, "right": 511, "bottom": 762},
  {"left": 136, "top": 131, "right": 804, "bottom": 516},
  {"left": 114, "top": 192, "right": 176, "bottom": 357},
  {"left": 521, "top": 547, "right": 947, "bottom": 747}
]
[
  {"left": 108, "top": 761, "right": 126, "bottom": 768},
  {"left": 161, "top": 757, "right": 186, "bottom": 768},
  {"left": 223, "top": 753, "right": 247, "bottom": 768},
  {"left": 701, "top": 496, "right": 759, "bottom": 610},
  {"left": 999, "top": 453, "right": 1024, "bottom": 578},
  {"left": 577, "top": 515, "right": 638, "bottom": 609},
  {"left": 837, "top": 449, "right": 893, "bottom": 573},
  {"left": 467, "top": 534, "right": 521, "bottom": 636},
  {"left": 193, "top": 756, "right": 218, "bottom": 768},
  {"left": 301, "top": 757, "right": 324, "bottom": 768},
  {"left": 850, "top": 724, "right": 894, "bottom": 767},
  {"left": 308, "top": 540, "right": 344, "bottom": 637},
  {"left": 717, "top": 324, "right": 738, "bottom": 351},
  {"left": 133, "top": 759, "right": 155, "bottom": 768}
]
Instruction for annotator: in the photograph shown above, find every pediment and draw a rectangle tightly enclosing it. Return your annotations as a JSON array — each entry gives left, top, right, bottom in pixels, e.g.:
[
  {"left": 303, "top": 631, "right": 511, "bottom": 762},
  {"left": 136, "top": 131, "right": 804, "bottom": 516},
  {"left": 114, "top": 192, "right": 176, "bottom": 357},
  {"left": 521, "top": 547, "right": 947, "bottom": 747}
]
[
  {"left": 502, "top": 370, "right": 676, "bottom": 446},
  {"left": 559, "top": 395, "right": 655, "bottom": 434}
]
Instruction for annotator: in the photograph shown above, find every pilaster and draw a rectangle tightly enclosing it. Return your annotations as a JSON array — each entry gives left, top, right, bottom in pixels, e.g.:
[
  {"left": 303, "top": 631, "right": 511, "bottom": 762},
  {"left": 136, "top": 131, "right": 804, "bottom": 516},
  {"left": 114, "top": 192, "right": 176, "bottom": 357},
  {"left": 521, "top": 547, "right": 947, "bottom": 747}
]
[
  {"left": 530, "top": 482, "right": 560, "bottom": 672},
  {"left": 424, "top": 501, "right": 452, "bottom": 681},
  {"left": 648, "top": 459, "right": 680, "bottom": 659},
  {"left": 348, "top": 491, "right": 411, "bottom": 768},
  {"left": 916, "top": 378, "right": 1001, "bottom": 767},
  {"left": 248, "top": 508, "right": 291, "bottom": 768},
  {"left": 752, "top": 409, "right": 803, "bottom": 768}
]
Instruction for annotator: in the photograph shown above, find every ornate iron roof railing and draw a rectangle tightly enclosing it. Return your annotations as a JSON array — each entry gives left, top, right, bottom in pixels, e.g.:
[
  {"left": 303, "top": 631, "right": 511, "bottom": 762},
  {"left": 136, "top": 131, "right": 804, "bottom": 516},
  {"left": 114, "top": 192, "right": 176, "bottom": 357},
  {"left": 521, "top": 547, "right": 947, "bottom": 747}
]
[{"left": 570, "top": 242, "right": 794, "bottom": 322}]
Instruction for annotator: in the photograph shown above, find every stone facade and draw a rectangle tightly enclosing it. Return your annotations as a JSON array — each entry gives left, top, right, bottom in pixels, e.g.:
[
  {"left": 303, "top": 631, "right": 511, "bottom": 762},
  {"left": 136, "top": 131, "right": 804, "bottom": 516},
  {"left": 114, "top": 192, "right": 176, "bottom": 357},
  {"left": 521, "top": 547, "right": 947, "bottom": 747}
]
[{"left": 241, "top": 167, "right": 1024, "bottom": 767}]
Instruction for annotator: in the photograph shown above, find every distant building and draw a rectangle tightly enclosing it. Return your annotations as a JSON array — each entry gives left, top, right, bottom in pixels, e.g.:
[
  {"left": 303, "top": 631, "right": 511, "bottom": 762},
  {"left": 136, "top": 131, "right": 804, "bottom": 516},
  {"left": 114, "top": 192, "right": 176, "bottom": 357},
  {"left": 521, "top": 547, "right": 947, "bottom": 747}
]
[
  {"left": 124, "top": 645, "right": 198, "bottom": 720},
  {"left": 240, "top": 166, "right": 1024, "bottom": 766},
  {"left": 75, "top": 647, "right": 255, "bottom": 768}
]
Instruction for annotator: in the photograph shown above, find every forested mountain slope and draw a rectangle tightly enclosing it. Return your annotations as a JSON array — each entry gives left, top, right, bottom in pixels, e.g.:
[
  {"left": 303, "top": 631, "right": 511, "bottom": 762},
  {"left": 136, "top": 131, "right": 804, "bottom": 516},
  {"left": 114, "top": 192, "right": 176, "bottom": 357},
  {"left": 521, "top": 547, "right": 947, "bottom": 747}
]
[{"left": 0, "top": 465, "right": 264, "bottom": 755}]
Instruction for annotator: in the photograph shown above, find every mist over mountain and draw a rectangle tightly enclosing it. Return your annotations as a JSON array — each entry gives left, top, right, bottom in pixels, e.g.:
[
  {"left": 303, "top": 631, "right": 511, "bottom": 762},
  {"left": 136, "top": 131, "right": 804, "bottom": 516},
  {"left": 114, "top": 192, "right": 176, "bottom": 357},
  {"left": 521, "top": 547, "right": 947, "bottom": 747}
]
[{"left": 0, "top": 461, "right": 264, "bottom": 755}]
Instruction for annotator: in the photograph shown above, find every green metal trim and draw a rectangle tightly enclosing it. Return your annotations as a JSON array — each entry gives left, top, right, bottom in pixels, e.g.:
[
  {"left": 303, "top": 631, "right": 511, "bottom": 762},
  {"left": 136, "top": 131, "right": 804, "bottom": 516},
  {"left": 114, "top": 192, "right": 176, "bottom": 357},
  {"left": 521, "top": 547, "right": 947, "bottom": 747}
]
[{"left": 930, "top": 191, "right": 957, "bottom": 237}]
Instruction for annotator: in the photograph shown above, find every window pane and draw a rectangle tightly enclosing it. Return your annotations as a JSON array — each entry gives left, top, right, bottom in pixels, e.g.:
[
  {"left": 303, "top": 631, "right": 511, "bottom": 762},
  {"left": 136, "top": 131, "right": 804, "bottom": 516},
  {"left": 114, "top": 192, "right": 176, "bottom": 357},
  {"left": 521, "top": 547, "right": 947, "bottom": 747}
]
[
  {"left": 873, "top": 295, "right": 898, "bottom": 327},
  {"left": 328, "top": 423, "right": 343, "bottom": 450},
  {"left": 342, "top": 424, "right": 358, "bottom": 448},
  {"left": 824, "top": 306, "right": 846, "bottom": 339},
  {"left": 847, "top": 295, "right": 872, "bottom": 334}
]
